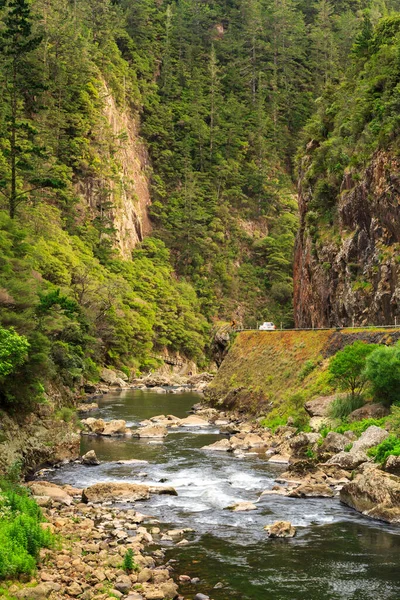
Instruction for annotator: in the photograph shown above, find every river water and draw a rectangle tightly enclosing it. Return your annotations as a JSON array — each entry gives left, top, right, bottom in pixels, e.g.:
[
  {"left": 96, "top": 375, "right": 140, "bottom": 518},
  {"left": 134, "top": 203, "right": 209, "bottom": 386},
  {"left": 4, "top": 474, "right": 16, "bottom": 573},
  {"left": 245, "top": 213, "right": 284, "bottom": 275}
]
[{"left": 46, "top": 389, "right": 400, "bottom": 600}]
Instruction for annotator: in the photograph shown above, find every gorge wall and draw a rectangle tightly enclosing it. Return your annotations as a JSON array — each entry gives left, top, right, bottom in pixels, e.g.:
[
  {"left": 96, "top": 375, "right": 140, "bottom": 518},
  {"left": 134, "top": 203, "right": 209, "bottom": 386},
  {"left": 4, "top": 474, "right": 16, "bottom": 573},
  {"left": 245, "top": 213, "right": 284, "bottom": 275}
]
[
  {"left": 77, "top": 83, "right": 152, "bottom": 259},
  {"left": 294, "top": 151, "right": 400, "bottom": 328}
]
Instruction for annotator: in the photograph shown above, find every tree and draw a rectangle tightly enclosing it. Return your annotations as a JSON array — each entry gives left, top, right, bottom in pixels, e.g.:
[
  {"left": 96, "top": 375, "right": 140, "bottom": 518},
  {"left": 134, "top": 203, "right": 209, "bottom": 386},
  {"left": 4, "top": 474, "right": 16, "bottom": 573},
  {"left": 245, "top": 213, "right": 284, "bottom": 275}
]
[
  {"left": 329, "top": 341, "right": 378, "bottom": 398},
  {"left": 0, "top": 0, "right": 63, "bottom": 218},
  {"left": 0, "top": 325, "right": 29, "bottom": 378},
  {"left": 365, "top": 344, "right": 400, "bottom": 406}
]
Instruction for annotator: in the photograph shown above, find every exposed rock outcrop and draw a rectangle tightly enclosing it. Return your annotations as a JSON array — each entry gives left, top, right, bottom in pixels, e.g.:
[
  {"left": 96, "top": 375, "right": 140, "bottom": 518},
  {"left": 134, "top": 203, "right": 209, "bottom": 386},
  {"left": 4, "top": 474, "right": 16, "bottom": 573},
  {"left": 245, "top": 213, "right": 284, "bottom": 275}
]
[{"left": 295, "top": 151, "right": 400, "bottom": 327}]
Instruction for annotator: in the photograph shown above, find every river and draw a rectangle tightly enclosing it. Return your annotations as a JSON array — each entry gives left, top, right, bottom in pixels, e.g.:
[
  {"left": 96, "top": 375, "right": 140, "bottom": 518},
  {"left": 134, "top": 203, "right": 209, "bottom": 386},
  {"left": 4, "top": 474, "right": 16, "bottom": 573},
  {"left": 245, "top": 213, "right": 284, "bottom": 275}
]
[{"left": 45, "top": 389, "right": 400, "bottom": 600}]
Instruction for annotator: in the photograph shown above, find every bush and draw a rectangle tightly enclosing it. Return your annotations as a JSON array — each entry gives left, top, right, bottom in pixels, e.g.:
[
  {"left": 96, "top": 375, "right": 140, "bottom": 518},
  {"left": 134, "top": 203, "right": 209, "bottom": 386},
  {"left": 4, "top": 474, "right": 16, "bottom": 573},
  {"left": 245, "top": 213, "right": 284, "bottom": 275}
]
[
  {"left": 122, "top": 549, "right": 138, "bottom": 573},
  {"left": 329, "top": 341, "right": 378, "bottom": 398},
  {"left": 368, "top": 435, "right": 400, "bottom": 464},
  {"left": 364, "top": 344, "right": 400, "bottom": 406},
  {"left": 386, "top": 406, "right": 400, "bottom": 436},
  {"left": 0, "top": 327, "right": 29, "bottom": 379},
  {"left": 329, "top": 394, "right": 365, "bottom": 419},
  {"left": 260, "top": 415, "right": 287, "bottom": 433},
  {"left": 334, "top": 417, "right": 387, "bottom": 437},
  {"left": 0, "top": 481, "right": 55, "bottom": 579}
]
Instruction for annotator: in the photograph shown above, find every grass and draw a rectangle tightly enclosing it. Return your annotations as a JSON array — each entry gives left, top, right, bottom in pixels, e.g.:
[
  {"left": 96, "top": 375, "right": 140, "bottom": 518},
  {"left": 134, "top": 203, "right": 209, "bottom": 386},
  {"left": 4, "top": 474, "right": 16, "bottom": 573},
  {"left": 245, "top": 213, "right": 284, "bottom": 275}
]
[
  {"left": 207, "top": 328, "right": 400, "bottom": 420},
  {"left": 329, "top": 394, "right": 365, "bottom": 419}
]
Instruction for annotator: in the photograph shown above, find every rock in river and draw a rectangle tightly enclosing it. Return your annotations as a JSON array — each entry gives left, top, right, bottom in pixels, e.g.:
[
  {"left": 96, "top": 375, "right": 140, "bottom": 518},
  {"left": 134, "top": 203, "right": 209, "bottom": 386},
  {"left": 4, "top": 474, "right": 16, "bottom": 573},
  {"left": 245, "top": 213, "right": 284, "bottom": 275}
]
[
  {"left": 202, "top": 438, "right": 231, "bottom": 452},
  {"left": 137, "top": 425, "right": 168, "bottom": 438},
  {"left": 225, "top": 501, "right": 257, "bottom": 512},
  {"left": 265, "top": 521, "right": 296, "bottom": 538},
  {"left": 81, "top": 450, "right": 100, "bottom": 465},
  {"left": 288, "top": 483, "right": 334, "bottom": 498}
]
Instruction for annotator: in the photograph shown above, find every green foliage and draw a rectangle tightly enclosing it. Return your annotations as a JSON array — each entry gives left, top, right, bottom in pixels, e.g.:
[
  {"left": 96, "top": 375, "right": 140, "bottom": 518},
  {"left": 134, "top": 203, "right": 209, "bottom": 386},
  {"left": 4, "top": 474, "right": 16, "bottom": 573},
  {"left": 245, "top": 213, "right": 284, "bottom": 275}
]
[
  {"left": 364, "top": 344, "right": 400, "bottom": 405},
  {"left": 0, "top": 326, "right": 29, "bottom": 378},
  {"left": 329, "top": 393, "right": 366, "bottom": 419},
  {"left": 368, "top": 434, "right": 400, "bottom": 463},
  {"left": 329, "top": 341, "right": 378, "bottom": 397},
  {"left": 334, "top": 417, "right": 386, "bottom": 436},
  {"left": 122, "top": 548, "right": 138, "bottom": 573},
  {"left": 260, "top": 415, "right": 287, "bottom": 432},
  {"left": 0, "top": 480, "right": 55, "bottom": 579},
  {"left": 298, "top": 358, "right": 320, "bottom": 381}
]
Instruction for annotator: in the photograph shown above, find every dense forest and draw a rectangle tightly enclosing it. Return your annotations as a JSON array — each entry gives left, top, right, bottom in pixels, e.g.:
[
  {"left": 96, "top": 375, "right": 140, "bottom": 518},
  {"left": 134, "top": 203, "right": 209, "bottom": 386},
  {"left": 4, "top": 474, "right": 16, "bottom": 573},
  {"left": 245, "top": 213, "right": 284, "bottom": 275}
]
[{"left": 1, "top": 0, "right": 400, "bottom": 405}]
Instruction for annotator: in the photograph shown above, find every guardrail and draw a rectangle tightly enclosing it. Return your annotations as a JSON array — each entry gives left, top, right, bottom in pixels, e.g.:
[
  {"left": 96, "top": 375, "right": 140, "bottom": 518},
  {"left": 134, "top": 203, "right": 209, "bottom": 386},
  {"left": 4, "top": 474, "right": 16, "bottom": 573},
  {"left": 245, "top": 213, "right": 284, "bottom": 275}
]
[{"left": 235, "top": 324, "right": 400, "bottom": 333}]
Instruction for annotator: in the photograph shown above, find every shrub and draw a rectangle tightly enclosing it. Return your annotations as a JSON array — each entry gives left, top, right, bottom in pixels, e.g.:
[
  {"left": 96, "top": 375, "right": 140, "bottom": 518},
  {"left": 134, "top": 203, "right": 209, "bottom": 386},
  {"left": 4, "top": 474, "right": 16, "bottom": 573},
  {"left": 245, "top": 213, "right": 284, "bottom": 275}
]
[
  {"left": 298, "top": 359, "right": 319, "bottom": 381},
  {"left": 368, "top": 435, "right": 400, "bottom": 464},
  {"left": 122, "top": 549, "right": 138, "bottom": 573},
  {"left": 260, "top": 415, "right": 287, "bottom": 433},
  {"left": 386, "top": 406, "right": 400, "bottom": 436},
  {"left": 364, "top": 344, "right": 400, "bottom": 406},
  {"left": 334, "top": 417, "right": 386, "bottom": 437},
  {"left": 329, "top": 394, "right": 365, "bottom": 419},
  {"left": 0, "top": 481, "right": 55, "bottom": 579},
  {"left": 329, "top": 341, "right": 378, "bottom": 398},
  {"left": 0, "top": 327, "right": 29, "bottom": 379}
]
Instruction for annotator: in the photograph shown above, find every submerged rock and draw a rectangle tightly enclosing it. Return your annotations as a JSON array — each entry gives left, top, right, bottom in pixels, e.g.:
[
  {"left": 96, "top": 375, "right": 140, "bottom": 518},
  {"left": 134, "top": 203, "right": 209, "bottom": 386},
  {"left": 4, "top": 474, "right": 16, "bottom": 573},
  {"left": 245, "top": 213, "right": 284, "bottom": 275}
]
[
  {"left": 265, "top": 521, "right": 296, "bottom": 538},
  {"left": 225, "top": 501, "right": 257, "bottom": 512}
]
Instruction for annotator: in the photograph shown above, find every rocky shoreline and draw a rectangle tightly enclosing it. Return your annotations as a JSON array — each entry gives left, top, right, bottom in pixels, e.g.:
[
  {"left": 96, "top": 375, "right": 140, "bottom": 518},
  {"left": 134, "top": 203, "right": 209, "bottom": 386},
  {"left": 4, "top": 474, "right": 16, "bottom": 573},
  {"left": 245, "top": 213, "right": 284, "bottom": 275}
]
[{"left": 2, "top": 381, "right": 400, "bottom": 600}]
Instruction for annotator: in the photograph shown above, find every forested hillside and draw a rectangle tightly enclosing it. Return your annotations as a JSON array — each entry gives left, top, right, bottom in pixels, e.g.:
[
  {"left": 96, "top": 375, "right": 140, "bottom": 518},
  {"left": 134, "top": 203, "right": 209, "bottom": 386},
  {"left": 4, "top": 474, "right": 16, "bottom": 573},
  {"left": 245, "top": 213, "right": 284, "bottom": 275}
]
[{"left": 1, "top": 0, "right": 400, "bottom": 406}]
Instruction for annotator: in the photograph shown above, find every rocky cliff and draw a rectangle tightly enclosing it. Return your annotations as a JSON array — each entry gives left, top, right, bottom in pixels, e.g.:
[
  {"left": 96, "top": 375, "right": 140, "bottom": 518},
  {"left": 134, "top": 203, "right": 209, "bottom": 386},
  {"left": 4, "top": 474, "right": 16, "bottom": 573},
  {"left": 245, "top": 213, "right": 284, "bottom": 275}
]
[
  {"left": 295, "top": 151, "right": 400, "bottom": 328},
  {"left": 77, "top": 83, "right": 152, "bottom": 259}
]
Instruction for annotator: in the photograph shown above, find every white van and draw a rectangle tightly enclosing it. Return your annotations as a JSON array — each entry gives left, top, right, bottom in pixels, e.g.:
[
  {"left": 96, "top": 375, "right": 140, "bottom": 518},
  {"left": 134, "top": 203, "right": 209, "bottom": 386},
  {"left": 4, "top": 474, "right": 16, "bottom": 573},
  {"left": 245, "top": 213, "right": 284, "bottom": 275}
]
[{"left": 259, "top": 322, "right": 276, "bottom": 331}]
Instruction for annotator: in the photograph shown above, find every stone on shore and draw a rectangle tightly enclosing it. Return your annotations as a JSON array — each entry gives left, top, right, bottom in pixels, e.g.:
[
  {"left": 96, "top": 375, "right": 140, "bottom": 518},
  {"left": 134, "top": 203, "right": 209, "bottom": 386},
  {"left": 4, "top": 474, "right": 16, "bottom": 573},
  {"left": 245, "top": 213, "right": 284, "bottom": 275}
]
[
  {"left": 27, "top": 481, "right": 73, "bottom": 505},
  {"left": 347, "top": 403, "right": 390, "bottom": 422},
  {"left": 340, "top": 467, "right": 400, "bottom": 524},
  {"left": 351, "top": 426, "right": 389, "bottom": 454},
  {"left": 81, "top": 417, "right": 105, "bottom": 434},
  {"left": 304, "top": 395, "right": 338, "bottom": 417},
  {"left": 82, "top": 482, "right": 150, "bottom": 503},
  {"left": 267, "top": 454, "right": 290, "bottom": 464},
  {"left": 326, "top": 450, "right": 370, "bottom": 470},
  {"left": 384, "top": 455, "right": 400, "bottom": 476},
  {"left": 265, "top": 521, "right": 296, "bottom": 538},
  {"left": 319, "top": 432, "right": 348, "bottom": 455}
]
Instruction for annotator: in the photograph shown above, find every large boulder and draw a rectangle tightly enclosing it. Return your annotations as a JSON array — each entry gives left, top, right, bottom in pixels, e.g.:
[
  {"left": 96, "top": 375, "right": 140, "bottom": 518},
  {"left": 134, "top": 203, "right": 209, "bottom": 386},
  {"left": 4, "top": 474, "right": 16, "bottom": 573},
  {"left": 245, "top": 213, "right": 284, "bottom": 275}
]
[
  {"left": 101, "top": 420, "right": 127, "bottom": 436},
  {"left": 326, "top": 450, "right": 370, "bottom": 470},
  {"left": 137, "top": 425, "right": 168, "bottom": 438},
  {"left": 265, "top": 521, "right": 296, "bottom": 538},
  {"left": 231, "top": 433, "right": 266, "bottom": 450},
  {"left": 351, "top": 426, "right": 389, "bottom": 454},
  {"left": 100, "top": 368, "right": 118, "bottom": 384},
  {"left": 82, "top": 482, "right": 150, "bottom": 503},
  {"left": 81, "top": 418, "right": 105, "bottom": 434},
  {"left": 347, "top": 403, "right": 390, "bottom": 423},
  {"left": 27, "top": 481, "right": 73, "bottom": 505},
  {"left": 304, "top": 395, "right": 339, "bottom": 417},
  {"left": 340, "top": 467, "right": 400, "bottom": 523}
]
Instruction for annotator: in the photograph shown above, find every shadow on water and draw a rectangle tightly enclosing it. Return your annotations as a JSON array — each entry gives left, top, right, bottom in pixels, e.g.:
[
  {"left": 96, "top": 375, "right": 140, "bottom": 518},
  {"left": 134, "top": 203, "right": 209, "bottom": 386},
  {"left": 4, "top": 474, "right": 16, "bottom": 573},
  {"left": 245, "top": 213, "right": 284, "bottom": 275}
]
[{"left": 47, "top": 389, "right": 400, "bottom": 600}]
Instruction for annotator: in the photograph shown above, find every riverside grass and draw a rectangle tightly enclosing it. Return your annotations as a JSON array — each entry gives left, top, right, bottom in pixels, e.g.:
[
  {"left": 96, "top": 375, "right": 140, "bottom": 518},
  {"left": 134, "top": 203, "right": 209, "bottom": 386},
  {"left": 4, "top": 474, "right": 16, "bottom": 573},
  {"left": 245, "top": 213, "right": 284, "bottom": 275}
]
[{"left": 0, "top": 481, "right": 55, "bottom": 579}]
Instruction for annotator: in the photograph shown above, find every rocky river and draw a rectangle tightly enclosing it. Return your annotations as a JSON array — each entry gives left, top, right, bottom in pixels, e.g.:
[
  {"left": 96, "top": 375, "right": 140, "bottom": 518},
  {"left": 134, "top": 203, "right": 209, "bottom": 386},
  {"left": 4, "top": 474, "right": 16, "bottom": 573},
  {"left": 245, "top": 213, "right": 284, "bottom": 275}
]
[{"left": 42, "top": 388, "right": 400, "bottom": 600}]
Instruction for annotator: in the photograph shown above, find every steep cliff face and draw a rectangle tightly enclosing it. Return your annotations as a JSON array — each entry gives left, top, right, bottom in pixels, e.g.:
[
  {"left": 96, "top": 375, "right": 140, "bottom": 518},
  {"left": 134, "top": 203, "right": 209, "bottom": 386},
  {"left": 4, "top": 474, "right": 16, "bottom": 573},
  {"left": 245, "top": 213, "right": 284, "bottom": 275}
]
[
  {"left": 295, "top": 152, "right": 400, "bottom": 328},
  {"left": 77, "top": 83, "right": 152, "bottom": 258}
]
